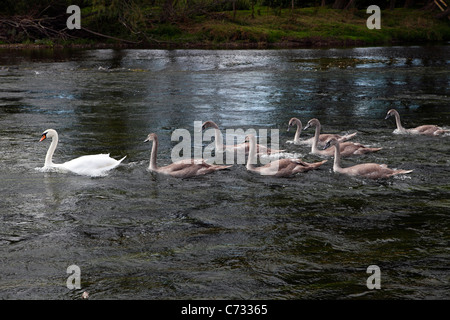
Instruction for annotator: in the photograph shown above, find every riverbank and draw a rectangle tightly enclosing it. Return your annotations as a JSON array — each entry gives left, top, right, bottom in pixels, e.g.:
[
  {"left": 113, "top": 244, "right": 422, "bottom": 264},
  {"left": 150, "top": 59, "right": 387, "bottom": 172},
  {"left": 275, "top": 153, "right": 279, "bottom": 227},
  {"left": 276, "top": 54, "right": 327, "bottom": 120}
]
[{"left": 1, "top": 7, "right": 449, "bottom": 49}]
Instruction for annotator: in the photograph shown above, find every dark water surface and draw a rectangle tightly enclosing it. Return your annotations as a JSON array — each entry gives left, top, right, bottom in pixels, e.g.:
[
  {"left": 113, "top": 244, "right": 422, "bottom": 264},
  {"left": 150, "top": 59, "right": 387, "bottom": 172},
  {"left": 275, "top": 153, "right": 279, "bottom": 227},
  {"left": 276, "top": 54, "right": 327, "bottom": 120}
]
[{"left": 0, "top": 46, "right": 449, "bottom": 299}]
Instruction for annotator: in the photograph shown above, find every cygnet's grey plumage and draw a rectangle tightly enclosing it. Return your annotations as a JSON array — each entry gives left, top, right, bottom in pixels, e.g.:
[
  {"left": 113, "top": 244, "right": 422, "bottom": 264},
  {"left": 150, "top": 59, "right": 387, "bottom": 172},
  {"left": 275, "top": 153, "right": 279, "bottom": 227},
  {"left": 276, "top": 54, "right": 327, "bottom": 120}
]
[
  {"left": 287, "top": 117, "right": 357, "bottom": 146},
  {"left": 304, "top": 118, "right": 382, "bottom": 157},
  {"left": 144, "top": 133, "right": 232, "bottom": 178},
  {"left": 201, "top": 120, "right": 284, "bottom": 156},
  {"left": 324, "top": 138, "right": 413, "bottom": 179},
  {"left": 246, "top": 134, "right": 327, "bottom": 177},
  {"left": 385, "top": 109, "right": 449, "bottom": 136}
]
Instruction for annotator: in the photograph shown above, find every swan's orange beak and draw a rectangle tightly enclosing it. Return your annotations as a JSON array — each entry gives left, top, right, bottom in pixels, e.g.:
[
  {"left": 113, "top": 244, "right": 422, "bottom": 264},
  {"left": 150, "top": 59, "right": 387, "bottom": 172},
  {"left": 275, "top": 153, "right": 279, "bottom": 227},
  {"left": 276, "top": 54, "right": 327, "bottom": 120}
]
[{"left": 39, "top": 135, "right": 47, "bottom": 142}]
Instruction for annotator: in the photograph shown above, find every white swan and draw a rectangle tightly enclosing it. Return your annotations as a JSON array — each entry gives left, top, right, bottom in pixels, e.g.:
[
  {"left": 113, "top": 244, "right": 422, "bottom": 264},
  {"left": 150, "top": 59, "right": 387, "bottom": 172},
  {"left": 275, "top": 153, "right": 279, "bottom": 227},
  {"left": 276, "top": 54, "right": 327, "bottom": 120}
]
[
  {"left": 324, "top": 138, "right": 413, "bottom": 179},
  {"left": 144, "top": 133, "right": 232, "bottom": 178},
  {"left": 201, "top": 120, "right": 284, "bottom": 156},
  {"left": 287, "top": 117, "right": 357, "bottom": 146},
  {"left": 385, "top": 109, "right": 449, "bottom": 136},
  {"left": 246, "top": 134, "right": 327, "bottom": 177},
  {"left": 304, "top": 118, "right": 382, "bottom": 157},
  {"left": 39, "top": 129, "right": 126, "bottom": 177}
]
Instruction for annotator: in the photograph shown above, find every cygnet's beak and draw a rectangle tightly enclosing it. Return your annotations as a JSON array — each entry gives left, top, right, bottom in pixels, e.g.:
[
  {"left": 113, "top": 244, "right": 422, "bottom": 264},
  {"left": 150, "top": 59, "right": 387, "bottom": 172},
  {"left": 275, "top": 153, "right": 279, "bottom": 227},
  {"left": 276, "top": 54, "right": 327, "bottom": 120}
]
[
  {"left": 196, "top": 125, "right": 206, "bottom": 133},
  {"left": 303, "top": 123, "right": 311, "bottom": 130},
  {"left": 323, "top": 141, "right": 332, "bottom": 150},
  {"left": 384, "top": 114, "right": 391, "bottom": 120}
]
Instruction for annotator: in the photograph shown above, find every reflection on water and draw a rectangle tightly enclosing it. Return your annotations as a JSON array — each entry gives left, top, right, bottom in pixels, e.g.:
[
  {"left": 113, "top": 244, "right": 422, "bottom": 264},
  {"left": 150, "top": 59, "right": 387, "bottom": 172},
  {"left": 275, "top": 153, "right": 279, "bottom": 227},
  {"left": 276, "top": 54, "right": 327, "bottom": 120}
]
[{"left": 0, "top": 46, "right": 449, "bottom": 299}]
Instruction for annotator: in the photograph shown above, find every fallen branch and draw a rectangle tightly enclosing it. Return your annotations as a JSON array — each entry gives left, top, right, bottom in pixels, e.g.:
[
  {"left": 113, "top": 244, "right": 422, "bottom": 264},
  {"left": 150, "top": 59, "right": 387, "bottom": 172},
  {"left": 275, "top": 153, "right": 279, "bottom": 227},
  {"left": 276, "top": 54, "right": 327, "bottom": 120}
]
[
  {"left": 80, "top": 27, "right": 142, "bottom": 44},
  {"left": 435, "top": 5, "right": 450, "bottom": 18},
  {"left": 0, "top": 14, "right": 70, "bottom": 42}
]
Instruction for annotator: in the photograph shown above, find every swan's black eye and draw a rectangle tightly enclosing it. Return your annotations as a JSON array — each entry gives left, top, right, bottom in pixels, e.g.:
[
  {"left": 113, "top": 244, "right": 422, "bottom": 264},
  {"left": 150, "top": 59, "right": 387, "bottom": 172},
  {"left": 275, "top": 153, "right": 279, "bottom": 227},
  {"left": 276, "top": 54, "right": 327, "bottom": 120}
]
[{"left": 39, "top": 132, "right": 47, "bottom": 142}]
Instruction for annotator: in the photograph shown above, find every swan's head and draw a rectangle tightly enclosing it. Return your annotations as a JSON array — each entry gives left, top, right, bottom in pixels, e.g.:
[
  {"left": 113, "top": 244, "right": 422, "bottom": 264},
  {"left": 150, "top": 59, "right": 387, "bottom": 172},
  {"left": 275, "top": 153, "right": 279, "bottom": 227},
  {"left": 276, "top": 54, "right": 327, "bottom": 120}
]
[
  {"left": 303, "top": 118, "right": 320, "bottom": 130},
  {"left": 201, "top": 121, "right": 218, "bottom": 131},
  {"left": 144, "top": 133, "right": 157, "bottom": 143},
  {"left": 287, "top": 117, "right": 301, "bottom": 132},
  {"left": 244, "top": 134, "right": 256, "bottom": 144},
  {"left": 385, "top": 109, "right": 397, "bottom": 120},
  {"left": 40, "top": 129, "right": 57, "bottom": 142},
  {"left": 323, "top": 138, "right": 339, "bottom": 150}
]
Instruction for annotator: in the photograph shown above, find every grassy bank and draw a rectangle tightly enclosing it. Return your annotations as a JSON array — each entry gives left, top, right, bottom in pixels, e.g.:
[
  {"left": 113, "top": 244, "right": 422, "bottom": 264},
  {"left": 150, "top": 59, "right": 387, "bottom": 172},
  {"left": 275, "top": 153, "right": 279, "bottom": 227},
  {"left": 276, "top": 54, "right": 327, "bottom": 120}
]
[
  {"left": 1, "top": 7, "right": 449, "bottom": 49},
  {"left": 165, "top": 7, "right": 450, "bottom": 48}
]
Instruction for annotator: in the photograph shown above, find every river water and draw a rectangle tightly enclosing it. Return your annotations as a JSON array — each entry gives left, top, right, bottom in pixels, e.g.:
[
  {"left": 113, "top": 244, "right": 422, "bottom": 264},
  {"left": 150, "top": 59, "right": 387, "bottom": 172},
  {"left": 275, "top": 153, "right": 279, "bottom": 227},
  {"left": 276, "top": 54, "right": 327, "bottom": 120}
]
[{"left": 0, "top": 46, "right": 449, "bottom": 300}]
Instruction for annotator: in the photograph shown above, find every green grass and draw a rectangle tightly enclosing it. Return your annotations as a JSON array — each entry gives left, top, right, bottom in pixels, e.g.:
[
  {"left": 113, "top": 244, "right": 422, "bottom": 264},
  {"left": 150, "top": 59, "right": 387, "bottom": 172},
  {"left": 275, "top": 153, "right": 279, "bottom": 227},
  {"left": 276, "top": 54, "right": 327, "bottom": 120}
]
[
  {"left": 3, "top": 6, "right": 449, "bottom": 48},
  {"left": 168, "top": 7, "right": 450, "bottom": 47}
]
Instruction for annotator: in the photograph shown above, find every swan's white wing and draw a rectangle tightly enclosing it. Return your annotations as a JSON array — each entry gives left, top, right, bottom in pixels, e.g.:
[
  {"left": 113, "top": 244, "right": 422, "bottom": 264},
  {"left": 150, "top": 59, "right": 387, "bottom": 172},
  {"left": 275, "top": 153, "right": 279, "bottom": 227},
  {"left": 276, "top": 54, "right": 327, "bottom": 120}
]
[{"left": 61, "top": 154, "right": 125, "bottom": 176}]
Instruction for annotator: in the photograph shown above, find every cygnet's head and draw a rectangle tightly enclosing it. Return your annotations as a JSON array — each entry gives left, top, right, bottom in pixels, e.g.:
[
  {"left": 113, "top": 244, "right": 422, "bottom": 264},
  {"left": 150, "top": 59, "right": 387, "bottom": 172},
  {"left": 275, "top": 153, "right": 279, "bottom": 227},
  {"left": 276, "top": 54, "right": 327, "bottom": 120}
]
[
  {"left": 201, "top": 121, "right": 218, "bottom": 130},
  {"left": 303, "top": 118, "right": 320, "bottom": 130},
  {"left": 323, "top": 138, "right": 339, "bottom": 150},
  {"left": 287, "top": 117, "right": 301, "bottom": 131},
  {"left": 144, "top": 133, "right": 157, "bottom": 143},
  {"left": 385, "top": 109, "right": 397, "bottom": 120},
  {"left": 245, "top": 134, "right": 256, "bottom": 143}
]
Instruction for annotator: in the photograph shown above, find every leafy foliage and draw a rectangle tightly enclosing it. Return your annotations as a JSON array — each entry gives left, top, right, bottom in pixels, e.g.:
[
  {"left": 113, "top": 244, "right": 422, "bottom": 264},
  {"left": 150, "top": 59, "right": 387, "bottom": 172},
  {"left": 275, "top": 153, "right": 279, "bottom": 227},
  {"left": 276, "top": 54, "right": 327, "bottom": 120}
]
[{"left": 0, "top": 0, "right": 449, "bottom": 45}]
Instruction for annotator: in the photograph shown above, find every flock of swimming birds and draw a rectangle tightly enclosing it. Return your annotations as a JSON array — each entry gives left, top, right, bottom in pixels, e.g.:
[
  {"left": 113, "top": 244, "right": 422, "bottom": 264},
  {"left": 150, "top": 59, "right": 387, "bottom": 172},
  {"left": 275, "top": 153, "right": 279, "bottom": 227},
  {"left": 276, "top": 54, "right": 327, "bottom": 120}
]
[{"left": 39, "top": 108, "right": 449, "bottom": 180}]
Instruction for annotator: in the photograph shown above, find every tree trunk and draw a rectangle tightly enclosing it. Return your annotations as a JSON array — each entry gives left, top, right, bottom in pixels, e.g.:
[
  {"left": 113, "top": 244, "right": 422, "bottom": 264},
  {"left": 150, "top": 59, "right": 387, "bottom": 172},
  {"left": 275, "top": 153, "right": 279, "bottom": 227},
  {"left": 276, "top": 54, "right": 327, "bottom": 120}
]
[
  {"left": 344, "top": 0, "right": 355, "bottom": 9},
  {"left": 321, "top": 0, "right": 326, "bottom": 6},
  {"left": 404, "top": 0, "right": 415, "bottom": 8},
  {"left": 332, "top": 0, "right": 348, "bottom": 9},
  {"left": 161, "top": 0, "right": 175, "bottom": 22},
  {"left": 389, "top": 0, "right": 396, "bottom": 10},
  {"left": 422, "top": 0, "right": 436, "bottom": 10}
]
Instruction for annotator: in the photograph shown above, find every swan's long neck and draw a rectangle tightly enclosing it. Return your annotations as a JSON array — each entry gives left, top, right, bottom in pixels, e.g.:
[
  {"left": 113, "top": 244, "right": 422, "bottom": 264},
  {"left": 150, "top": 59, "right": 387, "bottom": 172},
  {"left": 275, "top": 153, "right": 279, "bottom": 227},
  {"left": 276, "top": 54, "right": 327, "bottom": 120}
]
[
  {"left": 332, "top": 143, "right": 343, "bottom": 173},
  {"left": 393, "top": 111, "right": 405, "bottom": 132},
  {"left": 45, "top": 134, "right": 58, "bottom": 167},
  {"left": 311, "top": 123, "right": 321, "bottom": 153},
  {"left": 213, "top": 127, "right": 224, "bottom": 152},
  {"left": 149, "top": 138, "right": 158, "bottom": 170},
  {"left": 294, "top": 120, "right": 302, "bottom": 142},
  {"left": 246, "top": 137, "right": 257, "bottom": 170}
]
